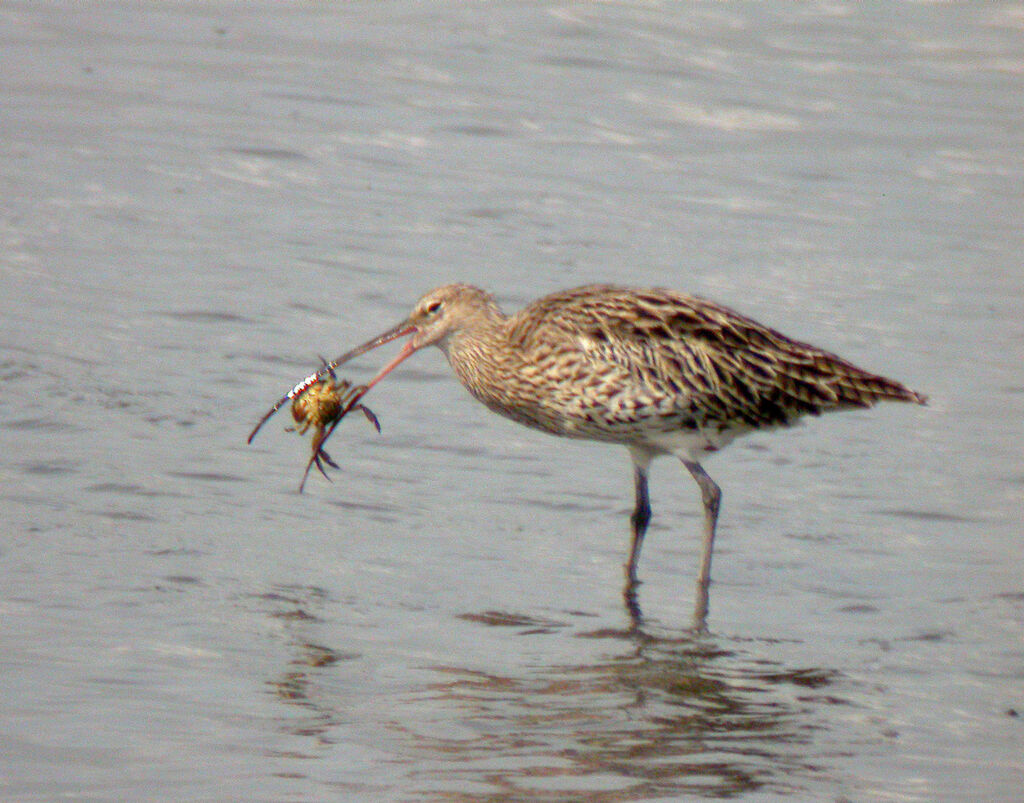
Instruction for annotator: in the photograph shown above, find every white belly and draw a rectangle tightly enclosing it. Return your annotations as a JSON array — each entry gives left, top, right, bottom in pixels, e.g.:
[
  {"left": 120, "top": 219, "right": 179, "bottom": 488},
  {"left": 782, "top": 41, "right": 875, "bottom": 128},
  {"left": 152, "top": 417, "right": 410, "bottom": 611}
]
[{"left": 640, "top": 427, "right": 747, "bottom": 462}]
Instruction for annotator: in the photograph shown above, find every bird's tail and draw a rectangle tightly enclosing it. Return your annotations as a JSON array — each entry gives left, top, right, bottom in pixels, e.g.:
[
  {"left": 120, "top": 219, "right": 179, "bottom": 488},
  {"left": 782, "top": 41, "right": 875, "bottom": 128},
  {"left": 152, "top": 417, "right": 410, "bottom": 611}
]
[{"left": 830, "top": 363, "right": 928, "bottom": 409}]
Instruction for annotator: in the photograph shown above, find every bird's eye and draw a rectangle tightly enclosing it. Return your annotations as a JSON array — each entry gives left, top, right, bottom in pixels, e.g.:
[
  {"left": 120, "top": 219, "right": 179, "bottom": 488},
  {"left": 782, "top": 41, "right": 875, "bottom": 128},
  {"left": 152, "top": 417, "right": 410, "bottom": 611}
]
[{"left": 425, "top": 300, "right": 443, "bottom": 314}]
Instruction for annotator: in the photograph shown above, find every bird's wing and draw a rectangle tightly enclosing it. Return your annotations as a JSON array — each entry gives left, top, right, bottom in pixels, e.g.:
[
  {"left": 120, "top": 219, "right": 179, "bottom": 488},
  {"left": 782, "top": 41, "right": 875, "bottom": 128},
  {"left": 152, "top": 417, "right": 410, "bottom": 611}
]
[{"left": 509, "top": 286, "right": 914, "bottom": 428}]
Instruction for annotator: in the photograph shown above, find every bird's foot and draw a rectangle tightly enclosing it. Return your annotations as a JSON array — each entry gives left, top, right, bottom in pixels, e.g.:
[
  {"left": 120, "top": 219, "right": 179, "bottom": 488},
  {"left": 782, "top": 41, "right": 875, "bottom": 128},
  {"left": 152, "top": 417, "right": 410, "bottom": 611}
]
[{"left": 622, "top": 581, "right": 644, "bottom": 630}]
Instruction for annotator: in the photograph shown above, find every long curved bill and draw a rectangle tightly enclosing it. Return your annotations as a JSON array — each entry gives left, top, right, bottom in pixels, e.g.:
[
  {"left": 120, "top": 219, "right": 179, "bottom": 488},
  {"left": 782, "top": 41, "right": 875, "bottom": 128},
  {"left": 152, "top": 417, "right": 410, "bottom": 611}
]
[{"left": 247, "top": 319, "right": 417, "bottom": 444}]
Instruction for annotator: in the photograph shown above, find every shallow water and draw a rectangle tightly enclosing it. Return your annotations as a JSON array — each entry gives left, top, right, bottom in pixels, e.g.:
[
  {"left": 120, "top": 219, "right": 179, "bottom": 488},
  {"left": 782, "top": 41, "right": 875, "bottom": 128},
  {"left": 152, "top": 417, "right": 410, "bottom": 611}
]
[{"left": 1, "top": 2, "right": 1022, "bottom": 800}]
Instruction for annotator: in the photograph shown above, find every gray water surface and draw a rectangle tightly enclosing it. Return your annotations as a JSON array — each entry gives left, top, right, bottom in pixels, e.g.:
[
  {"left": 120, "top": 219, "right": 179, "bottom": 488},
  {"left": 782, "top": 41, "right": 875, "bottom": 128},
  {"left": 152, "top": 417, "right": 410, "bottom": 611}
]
[{"left": 2, "top": 2, "right": 1022, "bottom": 801}]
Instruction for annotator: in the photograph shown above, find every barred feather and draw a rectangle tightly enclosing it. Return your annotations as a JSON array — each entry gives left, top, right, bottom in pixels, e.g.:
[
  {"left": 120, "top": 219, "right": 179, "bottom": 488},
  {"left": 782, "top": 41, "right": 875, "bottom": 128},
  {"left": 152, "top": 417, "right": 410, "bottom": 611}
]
[{"left": 409, "top": 283, "right": 925, "bottom": 450}]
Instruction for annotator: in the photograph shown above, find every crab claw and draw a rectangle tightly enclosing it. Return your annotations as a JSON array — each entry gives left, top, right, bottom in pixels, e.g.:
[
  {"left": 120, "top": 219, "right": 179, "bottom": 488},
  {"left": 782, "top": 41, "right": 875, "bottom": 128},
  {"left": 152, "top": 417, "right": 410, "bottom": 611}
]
[{"left": 358, "top": 405, "right": 382, "bottom": 433}]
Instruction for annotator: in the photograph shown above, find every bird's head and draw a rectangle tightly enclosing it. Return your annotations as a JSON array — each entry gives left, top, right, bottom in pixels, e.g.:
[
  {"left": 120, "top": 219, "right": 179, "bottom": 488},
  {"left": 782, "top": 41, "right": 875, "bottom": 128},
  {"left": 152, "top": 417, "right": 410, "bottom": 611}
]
[
  {"left": 405, "top": 284, "right": 499, "bottom": 352},
  {"left": 323, "top": 284, "right": 501, "bottom": 392}
]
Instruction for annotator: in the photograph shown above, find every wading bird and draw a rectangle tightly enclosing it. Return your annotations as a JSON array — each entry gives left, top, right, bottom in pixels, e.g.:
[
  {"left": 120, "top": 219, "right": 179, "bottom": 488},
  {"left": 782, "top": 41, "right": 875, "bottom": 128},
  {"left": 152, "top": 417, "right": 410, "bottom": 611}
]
[{"left": 256, "top": 284, "right": 926, "bottom": 629}]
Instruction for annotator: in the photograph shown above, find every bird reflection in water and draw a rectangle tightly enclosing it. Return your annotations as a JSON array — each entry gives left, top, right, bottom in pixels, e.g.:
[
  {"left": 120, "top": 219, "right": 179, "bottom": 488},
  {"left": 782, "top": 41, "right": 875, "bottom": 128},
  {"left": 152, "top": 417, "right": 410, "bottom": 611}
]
[
  {"left": 256, "top": 585, "right": 359, "bottom": 749},
  {"left": 257, "top": 589, "right": 844, "bottom": 800},
  {"left": 400, "top": 611, "right": 841, "bottom": 800}
]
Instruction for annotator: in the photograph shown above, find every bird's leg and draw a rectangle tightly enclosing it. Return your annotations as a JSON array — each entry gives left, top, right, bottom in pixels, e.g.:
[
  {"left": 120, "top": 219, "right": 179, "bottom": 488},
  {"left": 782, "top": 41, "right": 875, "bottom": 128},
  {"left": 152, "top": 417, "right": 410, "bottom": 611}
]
[
  {"left": 626, "top": 464, "right": 652, "bottom": 587},
  {"left": 622, "top": 449, "right": 654, "bottom": 626},
  {"left": 623, "top": 465, "right": 651, "bottom": 629},
  {"left": 682, "top": 459, "right": 721, "bottom": 631}
]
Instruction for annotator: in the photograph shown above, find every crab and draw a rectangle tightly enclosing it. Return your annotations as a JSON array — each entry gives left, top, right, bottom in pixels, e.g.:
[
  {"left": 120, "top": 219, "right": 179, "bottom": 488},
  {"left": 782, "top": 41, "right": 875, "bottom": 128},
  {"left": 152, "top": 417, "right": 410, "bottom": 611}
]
[
  {"left": 248, "top": 361, "right": 380, "bottom": 493},
  {"left": 288, "top": 372, "right": 380, "bottom": 491}
]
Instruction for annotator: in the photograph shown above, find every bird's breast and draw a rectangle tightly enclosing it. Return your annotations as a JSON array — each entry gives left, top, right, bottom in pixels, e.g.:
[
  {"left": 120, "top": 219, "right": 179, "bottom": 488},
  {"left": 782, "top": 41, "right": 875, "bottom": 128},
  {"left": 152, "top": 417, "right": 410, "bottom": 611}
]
[{"left": 449, "top": 346, "right": 717, "bottom": 443}]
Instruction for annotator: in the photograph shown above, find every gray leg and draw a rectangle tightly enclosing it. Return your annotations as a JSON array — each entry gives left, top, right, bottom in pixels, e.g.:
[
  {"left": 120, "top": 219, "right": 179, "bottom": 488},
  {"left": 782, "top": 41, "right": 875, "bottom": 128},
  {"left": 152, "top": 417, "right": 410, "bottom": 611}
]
[
  {"left": 626, "top": 464, "right": 652, "bottom": 587},
  {"left": 622, "top": 462, "right": 652, "bottom": 628},
  {"left": 682, "top": 459, "right": 721, "bottom": 630}
]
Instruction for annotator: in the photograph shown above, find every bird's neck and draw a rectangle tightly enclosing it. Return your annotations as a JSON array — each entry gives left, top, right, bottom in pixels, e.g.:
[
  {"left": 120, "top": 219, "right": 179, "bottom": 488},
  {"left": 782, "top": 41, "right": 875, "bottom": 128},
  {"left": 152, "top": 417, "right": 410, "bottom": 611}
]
[{"left": 440, "top": 311, "right": 514, "bottom": 402}]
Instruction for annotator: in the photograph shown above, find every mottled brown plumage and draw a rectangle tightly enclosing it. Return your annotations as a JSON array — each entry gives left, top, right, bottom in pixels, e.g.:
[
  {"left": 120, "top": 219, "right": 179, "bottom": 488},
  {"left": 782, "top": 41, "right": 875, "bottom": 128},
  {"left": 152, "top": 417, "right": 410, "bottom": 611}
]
[
  {"left": 266, "top": 283, "right": 926, "bottom": 629},
  {"left": 414, "top": 284, "right": 924, "bottom": 446}
]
